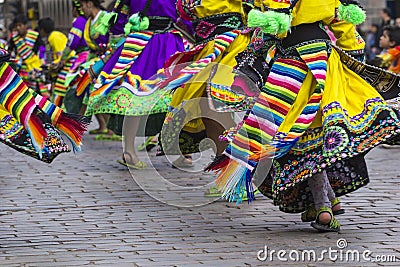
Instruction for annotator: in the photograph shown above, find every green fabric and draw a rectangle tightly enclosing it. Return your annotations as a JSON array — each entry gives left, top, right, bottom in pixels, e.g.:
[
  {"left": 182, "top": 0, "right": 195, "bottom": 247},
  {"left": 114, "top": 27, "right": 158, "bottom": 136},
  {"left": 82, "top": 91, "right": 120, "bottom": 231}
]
[{"left": 86, "top": 87, "right": 171, "bottom": 117}]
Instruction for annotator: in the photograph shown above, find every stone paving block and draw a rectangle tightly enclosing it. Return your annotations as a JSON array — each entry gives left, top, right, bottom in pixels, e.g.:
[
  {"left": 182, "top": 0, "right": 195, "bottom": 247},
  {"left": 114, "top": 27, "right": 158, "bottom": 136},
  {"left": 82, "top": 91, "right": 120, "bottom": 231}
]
[{"left": 0, "top": 135, "right": 399, "bottom": 265}]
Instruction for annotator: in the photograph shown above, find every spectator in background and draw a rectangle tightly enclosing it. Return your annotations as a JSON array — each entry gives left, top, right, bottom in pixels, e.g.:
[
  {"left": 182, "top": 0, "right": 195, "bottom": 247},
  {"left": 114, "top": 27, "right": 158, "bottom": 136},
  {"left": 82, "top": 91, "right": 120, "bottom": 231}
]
[
  {"left": 380, "top": 8, "right": 395, "bottom": 28},
  {"left": 37, "top": 17, "right": 68, "bottom": 98},
  {"left": 396, "top": 17, "right": 400, "bottom": 28},
  {"left": 37, "top": 17, "right": 67, "bottom": 66},
  {"left": 365, "top": 24, "right": 379, "bottom": 62},
  {"left": 375, "top": 8, "right": 395, "bottom": 56},
  {"left": 11, "top": 15, "right": 44, "bottom": 94},
  {"left": 372, "top": 26, "right": 400, "bottom": 70}
]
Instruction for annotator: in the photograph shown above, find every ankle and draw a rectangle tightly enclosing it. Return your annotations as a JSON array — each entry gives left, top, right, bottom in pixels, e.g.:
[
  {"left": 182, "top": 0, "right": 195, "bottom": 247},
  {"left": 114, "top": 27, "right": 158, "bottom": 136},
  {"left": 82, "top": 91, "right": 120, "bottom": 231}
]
[
  {"left": 318, "top": 212, "right": 332, "bottom": 224},
  {"left": 332, "top": 203, "right": 341, "bottom": 212}
]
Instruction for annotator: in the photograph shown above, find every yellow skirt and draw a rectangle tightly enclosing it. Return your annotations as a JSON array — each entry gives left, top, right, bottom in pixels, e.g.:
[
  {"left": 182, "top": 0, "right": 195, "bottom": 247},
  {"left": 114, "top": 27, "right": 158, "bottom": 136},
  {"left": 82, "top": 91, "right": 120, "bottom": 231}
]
[{"left": 258, "top": 47, "right": 400, "bottom": 213}]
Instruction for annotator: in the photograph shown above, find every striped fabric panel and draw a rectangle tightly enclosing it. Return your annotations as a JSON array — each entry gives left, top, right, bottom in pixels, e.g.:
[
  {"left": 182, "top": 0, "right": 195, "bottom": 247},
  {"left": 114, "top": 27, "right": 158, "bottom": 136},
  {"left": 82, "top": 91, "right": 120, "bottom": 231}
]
[
  {"left": 14, "top": 30, "right": 39, "bottom": 60},
  {"left": 53, "top": 55, "right": 76, "bottom": 98},
  {"left": 92, "top": 31, "right": 154, "bottom": 95},
  {"left": 33, "top": 91, "right": 63, "bottom": 123},
  {"left": 0, "top": 62, "right": 48, "bottom": 151},
  {"left": 284, "top": 42, "right": 328, "bottom": 137},
  {"left": 156, "top": 30, "right": 240, "bottom": 92},
  {"left": 70, "top": 27, "right": 83, "bottom": 39},
  {"left": 296, "top": 42, "right": 327, "bottom": 87},
  {"left": 225, "top": 41, "right": 329, "bottom": 168},
  {"left": 0, "top": 63, "right": 37, "bottom": 126},
  {"left": 225, "top": 58, "right": 308, "bottom": 165}
]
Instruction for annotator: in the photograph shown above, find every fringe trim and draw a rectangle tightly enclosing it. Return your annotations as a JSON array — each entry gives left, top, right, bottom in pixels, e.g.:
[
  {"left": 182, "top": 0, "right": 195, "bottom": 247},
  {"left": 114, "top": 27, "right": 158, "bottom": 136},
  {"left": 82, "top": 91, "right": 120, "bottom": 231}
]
[
  {"left": 204, "top": 154, "right": 230, "bottom": 172},
  {"left": 55, "top": 113, "right": 90, "bottom": 153},
  {"left": 215, "top": 161, "right": 255, "bottom": 204},
  {"left": 25, "top": 111, "right": 48, "bottom": 157}
]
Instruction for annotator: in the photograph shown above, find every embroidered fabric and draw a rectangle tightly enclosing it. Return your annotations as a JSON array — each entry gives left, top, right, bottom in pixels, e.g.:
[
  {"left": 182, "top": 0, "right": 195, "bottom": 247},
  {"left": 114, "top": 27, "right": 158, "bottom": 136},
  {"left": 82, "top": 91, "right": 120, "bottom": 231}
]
[{"left": 192, "top": 13, "right": 244, "bottom": 44}]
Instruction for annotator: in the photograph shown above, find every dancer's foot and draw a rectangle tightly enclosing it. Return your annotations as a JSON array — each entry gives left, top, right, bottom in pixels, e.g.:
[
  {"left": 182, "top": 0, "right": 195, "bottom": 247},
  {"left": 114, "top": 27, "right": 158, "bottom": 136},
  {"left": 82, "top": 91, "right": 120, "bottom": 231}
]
[
  {"left": 117, "top": 151, "right": 146, "bottom": 170},
  {"left": 172, "top": 155, "right": 193, "bottom": 168},
  {"left": 301, "top": 198, "right": 345, "bottom": 222},
  {"left": 137, "top": 136, "right": 158, "bottom": 151},
  {"left": 310, "top": 207, "right": 340, "bottom": 232},
  {"left": 89, "top": 128, "right": 110, "bottom": 135}
]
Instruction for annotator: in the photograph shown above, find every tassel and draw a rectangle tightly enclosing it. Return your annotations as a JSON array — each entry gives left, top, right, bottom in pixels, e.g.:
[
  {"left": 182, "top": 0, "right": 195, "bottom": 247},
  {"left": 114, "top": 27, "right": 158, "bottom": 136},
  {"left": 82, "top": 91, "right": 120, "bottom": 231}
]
[
  {"left": 338, "top": 3, "right": 366, "bottom": 25},
  {"left": 124, "top": 13, "right": 150, "bottom": 35},
  {"left": 204, "top": 154, "right": 230, "bottom": 172},
  {"left": 55, "top": 112, "right": 90, "bottom": 153},
  {"left": 247, "top": 9, "right": 291, "bottom": 35},
  {"left": 32, "top": 91, "right": 90, "bottom": 153},
  {"left": 25, "top": 111, "right": 48, "bottom": 157},
  {"left": 216, "top": 161, "right": 255, "bottom": 204}
]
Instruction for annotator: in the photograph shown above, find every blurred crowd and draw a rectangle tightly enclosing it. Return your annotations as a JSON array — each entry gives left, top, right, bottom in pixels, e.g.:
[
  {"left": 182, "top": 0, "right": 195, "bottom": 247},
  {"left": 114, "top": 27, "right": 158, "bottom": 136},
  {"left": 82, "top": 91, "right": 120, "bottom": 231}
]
[{"left": 363, "top": 8, "right": 400, "bottom": 72}]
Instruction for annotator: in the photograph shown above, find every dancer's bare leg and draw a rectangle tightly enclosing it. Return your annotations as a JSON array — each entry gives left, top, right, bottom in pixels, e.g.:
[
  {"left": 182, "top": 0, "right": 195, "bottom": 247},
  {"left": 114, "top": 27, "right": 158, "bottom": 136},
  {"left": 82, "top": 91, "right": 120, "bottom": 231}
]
[
  {"left": 122, "top": 115, "right": 141, "bottom": 164},
  {"left": 202, "top": 112, "right": 235, "bottom": 156}
]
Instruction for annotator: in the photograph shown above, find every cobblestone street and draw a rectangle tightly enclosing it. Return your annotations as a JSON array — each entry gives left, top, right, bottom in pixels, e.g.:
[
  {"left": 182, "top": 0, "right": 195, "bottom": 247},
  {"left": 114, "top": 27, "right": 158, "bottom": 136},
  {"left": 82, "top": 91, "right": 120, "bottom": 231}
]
[{"left": 0, "top": 132, "right": 399, "bottom": 266}]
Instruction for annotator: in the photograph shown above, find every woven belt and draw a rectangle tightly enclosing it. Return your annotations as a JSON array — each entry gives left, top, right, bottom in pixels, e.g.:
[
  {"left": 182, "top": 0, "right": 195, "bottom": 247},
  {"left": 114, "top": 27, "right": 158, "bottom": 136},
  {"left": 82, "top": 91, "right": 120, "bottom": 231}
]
[
  {"left": 192, "top": 12, "right": 244, "bottom": 44},
  {"left": 147, "top": 16, "right": 174, "bottom": 33}
]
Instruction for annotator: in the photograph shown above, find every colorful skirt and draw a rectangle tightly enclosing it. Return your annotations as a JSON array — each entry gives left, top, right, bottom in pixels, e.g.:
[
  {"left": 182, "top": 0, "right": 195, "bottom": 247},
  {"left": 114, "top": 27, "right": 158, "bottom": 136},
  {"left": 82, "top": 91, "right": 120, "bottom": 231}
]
[
  {"left": 160, "top": 31, "right": 251, "bottom": 155},
  {"left": 86, "top": 32, "right": 184, "bottom": 117},
  {"left": 259, "top": 48, "right": 399, "bottom": 212}
]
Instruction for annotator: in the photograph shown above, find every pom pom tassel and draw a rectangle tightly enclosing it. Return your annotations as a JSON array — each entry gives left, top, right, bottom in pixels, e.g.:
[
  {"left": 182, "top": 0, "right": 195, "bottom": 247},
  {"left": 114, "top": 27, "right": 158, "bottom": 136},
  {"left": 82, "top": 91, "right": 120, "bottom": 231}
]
[
  {"left": 97, "top": 12, "right": 117, "bottom": 36},
  {"left": 124, "top": 13, "right": 150, "bottom": 35},
  {"left": 247, "top": 9, "right": 292, "bottom": 34},
  {"left": 338, "top": 3, "right": 366, "bottom": 25}
]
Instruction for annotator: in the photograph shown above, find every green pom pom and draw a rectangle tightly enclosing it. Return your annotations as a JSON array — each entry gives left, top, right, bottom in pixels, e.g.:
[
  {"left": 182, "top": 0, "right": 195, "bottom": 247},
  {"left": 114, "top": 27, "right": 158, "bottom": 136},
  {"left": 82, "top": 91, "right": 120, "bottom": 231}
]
[
  {"left": 124, "top": 13, "right": 150, "bottom": 35},
  {"left": 338, "top": 4, "right": 366, "bottom": 25},
  {"left": 124, "top": 23, "right": 131, "bottom": 35},
  {"left": 248, "top": 9, "right": 291, "bottom": 34},
  {"left": 140, "top": 17, "right": 149, "bottom": 31},
  {"left": 248, "top": 9, "right": 268, "bottom": 28}
]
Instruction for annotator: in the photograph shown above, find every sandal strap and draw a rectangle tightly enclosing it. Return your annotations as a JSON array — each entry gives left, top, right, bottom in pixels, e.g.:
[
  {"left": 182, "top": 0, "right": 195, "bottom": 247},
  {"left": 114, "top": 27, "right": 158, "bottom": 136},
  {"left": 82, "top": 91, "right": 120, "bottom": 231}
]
[
  {"left": 317, "top": 206, "right": 341, "bottom": 229},
  {"left": 301, "top": 205, "right": 317, "bottom": 222},
  {"left": 331, "top": 197, "right": 341, "bottom": 207}
]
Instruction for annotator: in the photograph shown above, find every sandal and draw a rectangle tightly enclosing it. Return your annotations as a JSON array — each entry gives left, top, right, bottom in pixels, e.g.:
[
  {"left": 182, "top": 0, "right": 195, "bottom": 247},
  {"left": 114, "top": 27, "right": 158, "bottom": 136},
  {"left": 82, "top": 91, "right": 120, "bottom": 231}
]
[
  {"left": 137, "top": 136, "right": 158, "bottom": 151},
  {"left": 241, "top": 189, "right": 260, "bottom": 202},
  {"left": 310, "top": 207, "right": 341, "bottom": 232},
  {"left": 331, "top": 197, "right": 345, "bottom": 215},
  {"left": 117, "top": 152, "right": 147, "bottom": 170},
  {"left": 89, "top": 129, "right": 110, "bottom": 135},
  {"left": 204, "top": 185, "right": 222, "bottom": 197},
  {"left": 95, "top": 133, "right": 123, "bottom": 141},
  {"left": 172, "top": 155, "right": 193, "bottom": 168},
  {"left": 301, "top": 198, "right": 345, "bottom": 222}
]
